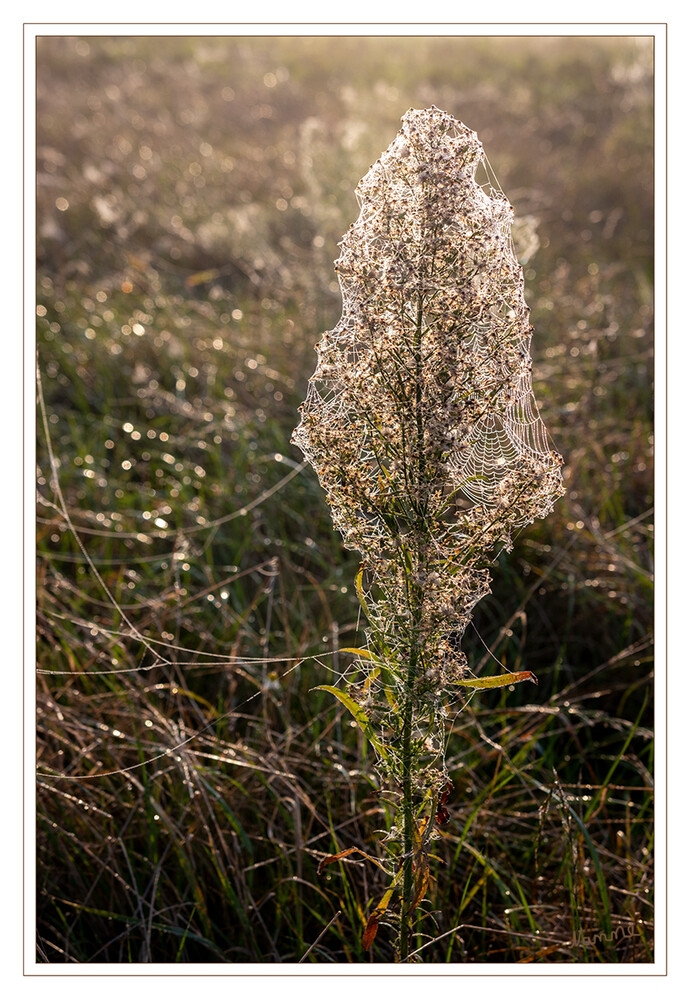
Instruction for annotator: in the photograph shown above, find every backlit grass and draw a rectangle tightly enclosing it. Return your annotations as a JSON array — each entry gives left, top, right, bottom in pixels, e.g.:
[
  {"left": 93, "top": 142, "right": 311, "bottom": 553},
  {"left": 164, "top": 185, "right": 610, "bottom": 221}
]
[{"left": 36, "top": 33, "right": 653, "bottom": 964}]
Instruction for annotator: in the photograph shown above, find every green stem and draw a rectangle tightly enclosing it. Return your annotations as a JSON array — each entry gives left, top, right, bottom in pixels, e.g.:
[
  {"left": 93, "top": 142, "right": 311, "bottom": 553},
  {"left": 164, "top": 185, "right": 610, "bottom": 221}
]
[
  {"left": 399, "top": 289, "right": 427, "bottom": 963},
  {"left": 414, "top": 291, "right": 426, "bottom": 498},
  {"left": 399, "top": 643, "right": 416, "bottom": 962}
]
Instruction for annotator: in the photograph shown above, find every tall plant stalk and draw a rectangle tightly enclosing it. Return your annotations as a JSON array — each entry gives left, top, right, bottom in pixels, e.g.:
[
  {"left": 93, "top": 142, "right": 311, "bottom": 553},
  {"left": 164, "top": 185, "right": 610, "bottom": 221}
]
[
  {"left": 293, "top": 107, "right": 564, "bottom": 960},
  {"left": 399, "top": 289, "right": 427, "bottom": 961}
]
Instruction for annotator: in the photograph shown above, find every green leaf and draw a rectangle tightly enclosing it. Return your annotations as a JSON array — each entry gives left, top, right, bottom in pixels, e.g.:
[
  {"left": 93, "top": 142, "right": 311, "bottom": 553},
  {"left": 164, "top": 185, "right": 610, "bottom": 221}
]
[{"left": 314, "top": 684, "right": 389, "bottom": 761}]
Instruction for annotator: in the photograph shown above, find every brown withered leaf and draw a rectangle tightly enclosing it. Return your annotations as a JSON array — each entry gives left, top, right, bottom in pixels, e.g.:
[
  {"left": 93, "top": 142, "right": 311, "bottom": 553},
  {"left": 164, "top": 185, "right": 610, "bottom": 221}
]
[
  {"left": 362, "top": 886, "right": 396, "bottom": 951},
  {"left": 317, "top": 846, "right": 388, "bottom": 876}
]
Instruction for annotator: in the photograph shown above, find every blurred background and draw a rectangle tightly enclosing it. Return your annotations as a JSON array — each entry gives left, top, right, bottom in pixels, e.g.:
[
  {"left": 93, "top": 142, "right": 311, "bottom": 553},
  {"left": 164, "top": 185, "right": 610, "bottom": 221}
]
[{"left": 36, "top": 34, "right": 654, "bottom": 964}]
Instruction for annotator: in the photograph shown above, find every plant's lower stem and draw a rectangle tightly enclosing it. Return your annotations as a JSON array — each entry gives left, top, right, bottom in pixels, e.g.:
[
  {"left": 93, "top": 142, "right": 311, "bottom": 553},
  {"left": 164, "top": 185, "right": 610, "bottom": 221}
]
[
  {"left": 399, "top": 289, "right": 426, "bottom": 963},
  {"left": 399, "top": 649, "right": 416, "bottom": 962},
  {"left": 399, "top": 573, "right": 425, "bottom": 960}
]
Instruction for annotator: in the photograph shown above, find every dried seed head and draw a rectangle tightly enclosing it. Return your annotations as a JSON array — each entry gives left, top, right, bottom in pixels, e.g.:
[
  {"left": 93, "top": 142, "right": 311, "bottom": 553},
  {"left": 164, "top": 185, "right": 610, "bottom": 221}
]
[{"left": 293, "top": 106, "right": 563, "bottom": 699}]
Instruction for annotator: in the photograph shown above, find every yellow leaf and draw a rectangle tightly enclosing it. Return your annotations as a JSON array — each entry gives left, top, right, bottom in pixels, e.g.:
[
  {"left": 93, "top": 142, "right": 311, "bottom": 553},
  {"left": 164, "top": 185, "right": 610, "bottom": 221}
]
[
  {"left": 354, "top": 566, "right": 369, "bottom": 615},
  {"left": 459, "top": 670, "right": 537, "bottom": 689},
  {"left": 314, "top": 684, "right": 388, "bottom": 761},
  {"left": 340, "top": 647, "right": 379, "bottom": 661},
  {"left": 185, "top": 268, "right": 221, "bottom": 287}
]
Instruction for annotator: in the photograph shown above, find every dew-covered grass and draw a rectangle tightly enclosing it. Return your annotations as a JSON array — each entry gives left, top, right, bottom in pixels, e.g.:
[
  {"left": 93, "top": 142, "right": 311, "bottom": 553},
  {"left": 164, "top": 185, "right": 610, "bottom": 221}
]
[{"left": 36, "top": 34, "right": 654, "bottom": 964}]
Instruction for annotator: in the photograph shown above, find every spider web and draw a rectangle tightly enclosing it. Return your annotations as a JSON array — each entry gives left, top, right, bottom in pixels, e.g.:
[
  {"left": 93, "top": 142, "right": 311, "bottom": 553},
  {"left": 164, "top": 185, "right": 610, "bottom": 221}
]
[{"left": 451, "top": 367, "right": 553, "bottom": 508}]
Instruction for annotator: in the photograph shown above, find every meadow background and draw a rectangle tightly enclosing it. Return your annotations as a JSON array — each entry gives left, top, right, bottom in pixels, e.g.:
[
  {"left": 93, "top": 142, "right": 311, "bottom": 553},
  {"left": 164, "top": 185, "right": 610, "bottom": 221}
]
[{"left": 35, "top": 34, "right": 654, "bottom": 964}]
